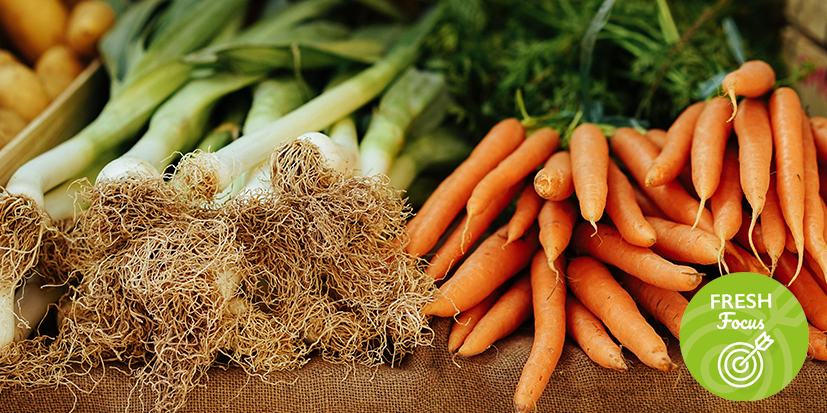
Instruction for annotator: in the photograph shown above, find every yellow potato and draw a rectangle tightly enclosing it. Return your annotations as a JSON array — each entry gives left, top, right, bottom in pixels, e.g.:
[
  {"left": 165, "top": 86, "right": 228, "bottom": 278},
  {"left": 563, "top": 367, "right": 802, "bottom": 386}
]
[
  {"left": 0, "top": 61, "right": 51, "bottom": 122},
  {"left": 66, "top": 0, "right": 116, "bottom": 59},
  {"left": 0, "top": 49, "right": 20, "bottom": 67},
  {"left": 35, "top": 44, "right": 85, "bottom": 100},
  {"left": 0, "top": 108, "right": 27, "bottom": 147},
  {"left": 0, "top": 0, "right": 68, "bottom": 64}
]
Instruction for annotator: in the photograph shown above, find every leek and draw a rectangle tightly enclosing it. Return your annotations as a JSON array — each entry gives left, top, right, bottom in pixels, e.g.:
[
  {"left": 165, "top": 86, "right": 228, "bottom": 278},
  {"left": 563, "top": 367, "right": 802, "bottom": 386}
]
[
  {"left": 386, "top": 127, "right": 473, "bottom": 191},
  {"left": 357, "top": 67, "right": 448, "bottom": 176},
  {"left": 177, "top": 3, "right": 445, "bottom": 196}
]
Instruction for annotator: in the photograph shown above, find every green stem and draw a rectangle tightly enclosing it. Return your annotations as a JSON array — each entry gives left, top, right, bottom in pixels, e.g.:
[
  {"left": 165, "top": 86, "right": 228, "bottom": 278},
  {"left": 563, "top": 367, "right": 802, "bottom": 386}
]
[{"left": 205, "top": 3, "right": 444, "bottom": 193}]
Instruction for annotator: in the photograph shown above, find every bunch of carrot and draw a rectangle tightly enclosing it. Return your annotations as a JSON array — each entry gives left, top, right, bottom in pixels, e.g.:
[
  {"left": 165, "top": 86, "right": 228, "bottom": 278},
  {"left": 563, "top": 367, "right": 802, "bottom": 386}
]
[{"left": 408, "top": 59, "right": 827, "bottom": 412}]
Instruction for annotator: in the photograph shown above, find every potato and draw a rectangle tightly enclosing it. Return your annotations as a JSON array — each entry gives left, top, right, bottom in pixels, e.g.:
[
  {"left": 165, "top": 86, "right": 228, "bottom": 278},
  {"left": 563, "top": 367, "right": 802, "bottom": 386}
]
[
  {"left": 0, "top": 61, "right": 51, "bottom": 122},
  {"left": 0, "top": 49, "right": 19, "bottom": 67},
  {"left": 0, "top": 108, "right": 27, "bottom": 147},
  {"left": 0, "top": 0, "right": 68, "bottom": 64},
  {"left": 65, "top": 0, "right": 116, "bottom": 59},
  {"left": 35, "top": 44, "right": 85, "bottom": 100}
]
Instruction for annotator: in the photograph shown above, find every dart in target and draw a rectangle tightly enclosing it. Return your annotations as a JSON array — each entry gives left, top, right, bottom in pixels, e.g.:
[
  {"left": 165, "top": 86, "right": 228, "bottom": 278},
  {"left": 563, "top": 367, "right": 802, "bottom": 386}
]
[{"left": 717, "top": 331, "right": 775, "bottom": 388}]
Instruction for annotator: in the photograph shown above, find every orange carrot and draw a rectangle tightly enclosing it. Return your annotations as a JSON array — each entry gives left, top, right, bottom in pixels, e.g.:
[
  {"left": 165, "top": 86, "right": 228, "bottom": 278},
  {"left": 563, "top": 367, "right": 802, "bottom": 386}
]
[
  {"left": 681, "top": 277, "right": 711, "bottom": 301},
  {"left": 513, "top": 253, "right": 567, "bottom": 413},
  {"left": 422, "top": 224, "right": 539, "bottom": 317},
  {"left": 761, "top": 174, "right": 787, "bottom": 275},
  {"left": 710, "top": 144, "right": 743, "bottom": 262},
  {"left": 631, "top": 180, "right": 667, "bottom": 219},
  {"left": 811, "top": 116, "right": 827, "bottom": 164},
  {"left": 726, "top": 242, "right": 770, "bottom": 276},
  {"left": 645, "top": 101, "right": 706, "bottom": 187},
  {"left": 769, "top": 87, "right": 806, "bottom": 283},
  {"left": 606, "top": 159, "right": 657, "bottom": 247},
  {"left": 808, "top": 324, "right": 827, "bottom": 361},
  {"left": 447, "top": 285, "right": 506, "bottom": 353},
  {"left": 569, "top": 123, "right": 609, "bottom": 230},
  {"left": 533, "top": 150, "right": 574, "bottom": 201},
  {"left": 734, "top": 207, "right": 767, "bottom": 255},
  {"left": 803, "top": 252, "right": 827, "bottom": 296},
  {"left": 506, "top": 182, "right": 545, "bottom": 245},
  {"left": 456, "top": 271, "right": 533, "bottom": 357},
  {"left": 775, "top": 251, "right": 827, "bottom": 331},
  {"left": 801, "top": 111, "right": 827, "bottom": 278},
  {"left": 722, "top": 60, "right": 776, "bottom": 120},
  {"left": 610, "top": 126, "right": 714, "bottom": 232},
  {"left": 567, "top": 256, "right": 677, "bottom": 371},
  {"left": 644, "top": 128, "right": 668, "bottom": 150},
  {"left": 406, "top": 118, "right": 525, "bottom": 257},
  {"left": 614, "top": 269, "right": 689, "bottom": 339},
  {"left": 426, "top": 182, "right": 523, "bottom": 281},
  {"left": 572, "top": 221, "right": 702, "bottom": 291},
  {"left": 734, "top": 98, "right": 773, "bottom": 260},
  {"left": 565, "top": 294, "right": 627, "bottom": 371},
  {"left": 537, "top": 198, "right": 577, "bottom": 274},
  {"left": 467, "top": 127, "right": 560, "bottom": 220},
  {"left": 645, "top": 216, "right": 720, "bottom": 266},
  {"left": 690, "top": 96, "right": 734, "bottom": 229}
]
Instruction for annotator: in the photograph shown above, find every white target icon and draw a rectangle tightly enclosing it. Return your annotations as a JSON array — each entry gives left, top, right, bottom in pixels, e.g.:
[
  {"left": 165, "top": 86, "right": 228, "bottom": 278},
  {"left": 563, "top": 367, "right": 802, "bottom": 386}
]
[{"left": 717, "top": 331, "right": 774, "bottom": 388}]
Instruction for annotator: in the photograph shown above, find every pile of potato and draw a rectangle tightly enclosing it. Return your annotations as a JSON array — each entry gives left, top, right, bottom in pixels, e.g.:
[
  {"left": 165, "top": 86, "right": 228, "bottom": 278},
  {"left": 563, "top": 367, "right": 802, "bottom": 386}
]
[{"left": 0, "top": 0, "right": 115, "bottom": 147}]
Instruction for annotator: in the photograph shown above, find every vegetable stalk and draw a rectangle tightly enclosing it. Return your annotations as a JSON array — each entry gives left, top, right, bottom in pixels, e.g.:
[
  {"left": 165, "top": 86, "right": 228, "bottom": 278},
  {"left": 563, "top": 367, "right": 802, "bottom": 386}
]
[{"left": 177, "top": 3, "right": 445, "bottom": 196}]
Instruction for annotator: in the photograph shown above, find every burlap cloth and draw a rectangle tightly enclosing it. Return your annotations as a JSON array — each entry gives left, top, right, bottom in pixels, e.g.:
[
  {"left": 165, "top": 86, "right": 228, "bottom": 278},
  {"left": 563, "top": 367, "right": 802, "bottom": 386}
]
[{"left": 1, "top": 317, "right": 824, "bottom": 412}]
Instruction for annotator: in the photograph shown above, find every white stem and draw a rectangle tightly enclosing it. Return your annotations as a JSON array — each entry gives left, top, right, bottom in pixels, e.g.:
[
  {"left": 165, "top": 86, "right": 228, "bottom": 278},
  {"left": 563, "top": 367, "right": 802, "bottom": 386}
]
[{"left": 13, "top": 273, "right": 66, "bottom": 342}]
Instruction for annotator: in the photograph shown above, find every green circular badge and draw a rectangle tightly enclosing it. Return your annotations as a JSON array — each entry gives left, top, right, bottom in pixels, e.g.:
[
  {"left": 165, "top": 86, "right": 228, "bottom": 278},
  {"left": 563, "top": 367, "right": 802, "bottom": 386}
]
[{"left": 680, "top": 272, "right": 808, "bottom": 401}]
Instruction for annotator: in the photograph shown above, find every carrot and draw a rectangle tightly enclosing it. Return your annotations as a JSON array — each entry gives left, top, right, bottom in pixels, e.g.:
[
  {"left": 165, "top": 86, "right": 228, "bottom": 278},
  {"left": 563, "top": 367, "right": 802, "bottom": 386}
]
[
  {"left": 645, "top": 216, "right": 720, "bottom": 266},
  {"left": 769, "top": 87, "right": 805, "bottom": 283},
  {"left": 690, "top": 96, "right": 733, "bottom": 230},
  {"left": 800, "top": 111, "right": 827, "bottom": 278},
  {"left": 406, "top": 118, "right": 525, "bottom": 257},
  {"left": 467, "top": 127, "right": 559, "bottom": 220},
  {"left": 811, "top": 116, "right": 827, "bottom": 164},
  {"left": 567, "top": 256, "right": 677, "bottom": 371},
  {"left": 775, "top": 251, "right": 827, "bottom": 331},
  {"left": 513, "top": 253, "right": 567, "bottom": 413},
  {"left": 645, "top": 101, "right": 706, "bottom": 187},
  {"left": 644, "top": 128, "right": 668, "bottom": 150},
  {"left": 614, "top": 269, "right": 689, "bottom": 339},
  {"left": 630, "top": 180, "right": 667, "bottom": 219},
  {"left": 569, "top": 123, "right": 609, "bottom": 230},
  {"left": 606, "top": 159, "right": 656, "bottom": 247},
  {"left": 726, "top": 242, "right": 770, "bottom": 276},
  {"left": 808, "top": 324, "right": 827, "bottom": 361},
  {"left": 610, "top": 127, "right": 714, "bottom": 232},
  {"left": 572, "top": 221, "right": 702, "bottom": 291},
  {"left": 533, "top": 150, "right": 574, "bottom": 201},
  {"left": 447, "top": 285, "right": 506, "bottom": 353},
  {"left": 710, "top": 144, "right": 743, "bottom": 264},
  {"left": 681, "top": 277, "right": 710, "bottom": 301},
  {"left": 537, "top": 198, "right": 577, "bottom": 275},
  {"left": 733, "top": 98, "right": 773, "bottom": 262},
  {"left": 426, "top": 182, "right": 523, "bottom": 281},
  {"left": 721, "top": 60, "right": 776, "bottom": 121},
  {"left": 422, "top": 224, "right": 539, "bottom": 317},
  {"left": 565, "top": 294, "right": 627, "bottom": 371},
  {"left": 734, "top": 207, "right": 767, "bottom": 255},
  {"left": 804, "top": 252, "right": 827, "bottom": 296},
  {"left": 506, "top": 182, "right": 545, "bottom": 245},
  {"left": 456, "top": 271, "right": 533, "bottom": 357},
  {"left": 761, "top": 174, "right": 787, "bottom": 275}
]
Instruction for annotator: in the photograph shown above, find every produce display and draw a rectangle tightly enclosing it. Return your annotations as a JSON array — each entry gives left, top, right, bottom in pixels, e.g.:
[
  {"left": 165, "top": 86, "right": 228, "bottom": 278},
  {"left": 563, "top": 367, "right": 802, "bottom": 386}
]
[{"left": 0, "top": 0, "right": 825, "bottom": 412}]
